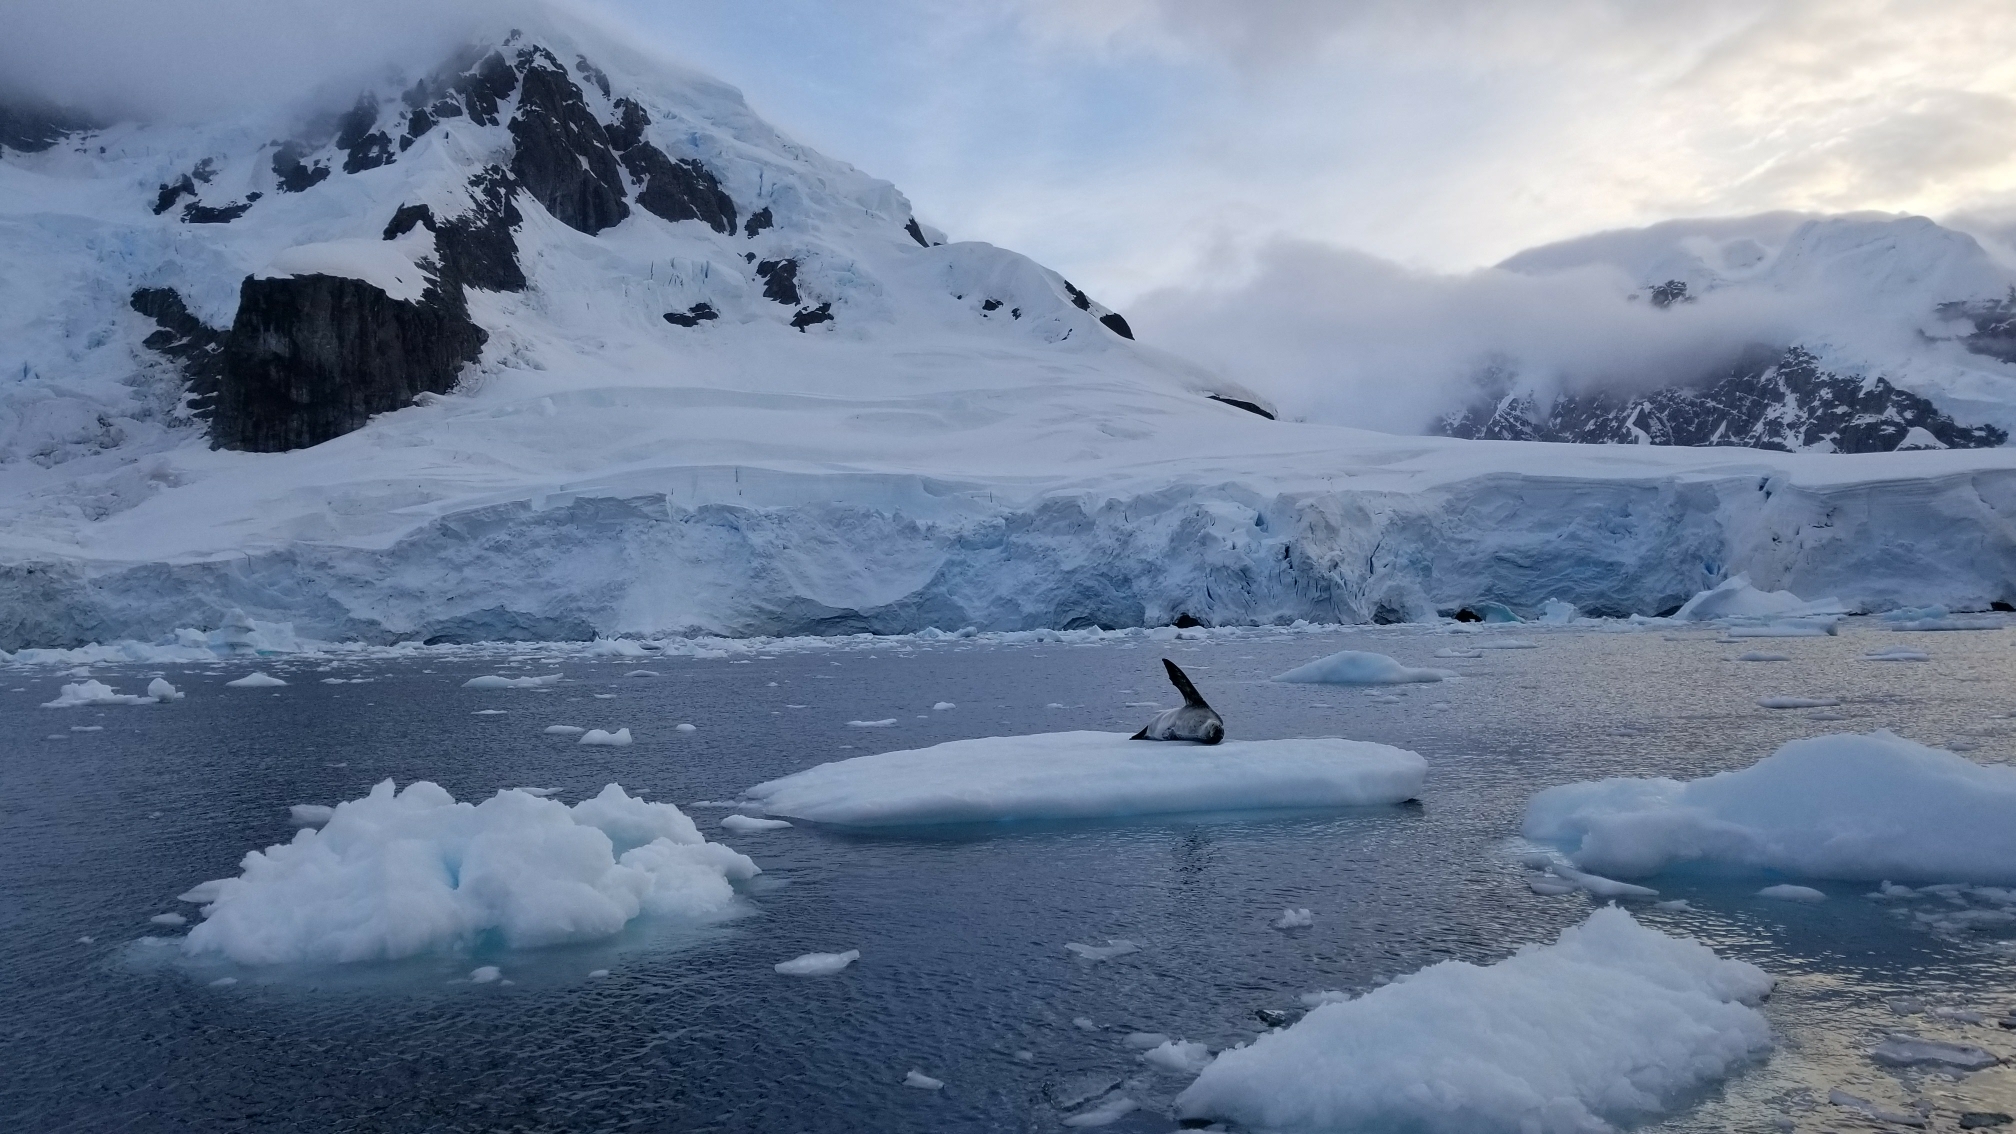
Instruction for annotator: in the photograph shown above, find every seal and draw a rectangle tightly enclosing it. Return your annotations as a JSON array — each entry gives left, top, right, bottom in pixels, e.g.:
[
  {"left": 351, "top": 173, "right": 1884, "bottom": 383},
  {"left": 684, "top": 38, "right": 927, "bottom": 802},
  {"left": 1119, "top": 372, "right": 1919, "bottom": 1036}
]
[{"left": 1131, "top": 658, "right": 1225, "bottom": 744}]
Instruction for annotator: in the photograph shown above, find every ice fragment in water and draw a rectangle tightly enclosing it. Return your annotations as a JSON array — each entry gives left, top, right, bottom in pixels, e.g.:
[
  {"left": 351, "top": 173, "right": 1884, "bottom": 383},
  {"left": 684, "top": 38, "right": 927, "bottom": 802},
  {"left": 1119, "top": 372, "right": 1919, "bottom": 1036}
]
[
  {"left": 847, "top": 718, "right": 898, "bottom": 727},
  {"left": 1272, "top": 650, "right": 1454, "bottom": 684},
  {"left": 932, "top": 701, "right": 955, "bottom": 710},
  {"left": 578, "top": 728, "right": 632, "bottom": 746},
  {"left": 1758, "top": 884, "right": 1825, "bottom": 902},
  {"left": 902, "top": 1070, "right": 943, "bottom": 1090},
  {"left": 1061, "top": 1094, "right": 1138, "bottom": 1127},
  {"left": 149, "top": 912, "right": 187, "bottom": 926},
  {"left": 1065, "top": 939, "right": 1139, "bottom": 961},
  {"left": 462, "top": 674, "right": 561, "bottom": 689},
  {"left": 288, "top": 804, "right": 334, "bottom": 825},
  {"left": 1273, "top": 908, "right": 1314, "bottom": 928},
  {"left": 675, "top": 723, "right": 696, "bottom": 733},
  {"left": 1122, "top": 1032, "right": 1171, "bottom": 1050},
  {"left": 1869, "top": 1035, "right": 2002, "bottom": 1070},
  {"left": 720, "top": 814, "right": 792, "bottom": 832},
  {"left": 146, "top": 678, "right": 183, "bottom": 701},
  {"left": 774, "top": 949, "right": 859, "bottom": 976},
  {"left": 469, "top": 966, "right": 501, "bottom": 984},
  {"left": 544, "top": 725, "right": 584, "bottom": 735},
  {"left": 1141, "top": 1040, "right": 1214, "bottom": 1075},
  {"left": 224, "top": 672, "right": 287, "bottom": 688}
]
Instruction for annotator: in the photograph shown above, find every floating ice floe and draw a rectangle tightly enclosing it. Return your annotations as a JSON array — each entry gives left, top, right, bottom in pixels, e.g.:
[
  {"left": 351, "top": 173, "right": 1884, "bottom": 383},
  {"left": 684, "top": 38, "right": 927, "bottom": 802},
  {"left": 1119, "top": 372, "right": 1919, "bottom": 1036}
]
[
  {"left": 1175, "top": 907, "right": 1772, "bottom": 1133},
  {"left": 847, "top": 718, "right": 898, "bottom": 728},
  {"left": 1884, "top": 606, "right": 2005, "bottom": 632},
  {"left": 624, "top": 669, "right": 661, "bottom": 678},
  {"left": 1725, "top": 619, "right": 1839, "bottom": 638},
  {"left": 1433, "top": 648, "right": 1483, "bottom": 659},
  {"left": 462, "top": 674, "right": 563, "bottom": 689},
  {"left": 147, "top": 678, "right": 184, "bottom": 701},
  {"left": 1674, "top": 575, "right": 1840, "bottom": 622},
  {"left": 1757, "top": 695, "right": 1840, "bottom": 709},
  {"left": 225, "top": 671, "right": 288, "bottom": 688},
  {"left": 720, "top": 814, "right": 792, "bottom": 832},
  {"left": 1758, "top": 884, "right": 1826, "bottom": 902},
  {"left": 1828, "top": 1089, "right": 1929, "bottom": 1127},
  {"left": 1273, "top": 650, "right": 1455, "bottom": 685},
  {"left": 543, "top": 725, "right": 585, "bottom": 735},
  {"left": 1864, "top": 648, "right": 1931, "bottom": 661},
  {"left": 1273, "top": 908, "right": 1314, "bottom": 929},
  {"left": 473, "top": 709, "right": 507, "bottom": 716},
  {"left": 1524, "top": 731, "right": 2016, "bottom": 883},
  {"left": 180, "top": 782, "right": 757, "bottom": 965},
  {"left": 578, "top": 728, "right": 632, "bottom": 746},
  {"left": 1065, "top": 939, "right": 1140, "bottom": 962},
  {"left": 902, "top": 1070, "right": 943, "bottom": 1090},
  {"left": 150, "top": 912, "right": 187, "bottom": 926},
  {"left": 932, "top": 701, "right": 956, "bottom": 711},
  {"left": 1142, "top": 1040, "right": 1214, "bottom": 1075},
  {"left": 774, "top": 949, "right": 859, "bottom": 976},
  {"left": 1869, "top": 1035, "right": 2002, "bottom": 1070},
  {"left": 40, "top": 679, "right": 176, "bottom": 707},
  {"left": 740, "top": 731, "right": 1427, "bottom": 826},
  {"left": 674, "top": 723, "right": 696, "bottom": 733}
]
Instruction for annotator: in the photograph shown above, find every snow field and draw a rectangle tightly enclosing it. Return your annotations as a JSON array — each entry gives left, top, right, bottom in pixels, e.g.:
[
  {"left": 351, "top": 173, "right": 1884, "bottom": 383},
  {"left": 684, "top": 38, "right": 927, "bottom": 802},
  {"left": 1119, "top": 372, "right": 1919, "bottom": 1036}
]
[
  {"left": 1524, "top": 731, "right": 2016, "bottom": 882},
  {"left": 181, "top": 782, "right": 757, "bottom": 964},
  {"left": 1273, "top": 650, "right": 1455, "bottom": 684},
  {"left": 1174, "top": 907, "right": 1773, "bottom": 1133},
  {"left": 740, "top": 731, "right": 1427, "bottom": 826}
]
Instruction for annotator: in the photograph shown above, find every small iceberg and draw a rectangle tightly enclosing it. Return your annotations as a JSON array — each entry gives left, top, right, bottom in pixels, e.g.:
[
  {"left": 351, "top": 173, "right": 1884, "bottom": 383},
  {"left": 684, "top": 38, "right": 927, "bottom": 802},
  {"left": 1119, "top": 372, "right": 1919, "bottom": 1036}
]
[
  {"left": 774, "top": 949, "right": 859, "bottom": 976},
  {"left": 1272, "top": 650, "right": 1455, "bottom": 685},
  {"left": 41, "top": 679, "right": 166, "bottom": 707},
  {"left": 578, "top": 728, "right": 632, "bottom": 746},
  {"left": 462, "top": 674, "right": 563, "bottom": 690},
  {"left": 1273, "top": 908, "right": 1314, "bottom": 929},
  {"left": 1864, "top": 648, "right": 1930, "bottom": 661},
  {"left": 1674, "top": 575, "right": 1838, "bottom": 622},
  {"left": 902, "top": 1070, "right": 943, "bottom": 1090},
  {"left": 1757, "top": 884, "right": 1825, "bottom": 902},
  {"left": 225, "top": 671, "right": 288, "bottom": 688},
  {"left": 741, "top": 731, "right": 1427, "bottom": 827}
]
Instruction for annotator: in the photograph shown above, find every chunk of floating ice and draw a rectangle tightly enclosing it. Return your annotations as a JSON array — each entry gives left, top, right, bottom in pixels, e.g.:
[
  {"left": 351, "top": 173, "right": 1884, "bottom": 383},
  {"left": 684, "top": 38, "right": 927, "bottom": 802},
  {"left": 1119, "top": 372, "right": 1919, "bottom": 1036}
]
[
  {"left": 1273, "top": 908, "right": 1314, "bottom": 929},
  {"left": 1758, "top": 884, "right": 1825, "bottom": 902},
  {"left": 592, "top": 693, "right": 616, "bottom": 699},
  {"left": 847, "top": 718, "right": 898, "bottom": 728},
  {"left": 1060, "top": 1094, "right": 1138, "bottom": 1127},
  {"left": 70, "top": 725, "right": 103, "bottom": 732},
  {"left": 1174, "top": 907, "right": 1773, "bottom": 1132},
  {"left": 41, "top": 679, "right": 155, "bottom": 708},
  {"left": 1300, "top": 990, "right": 1351, "bottom": 1007},
  {"left": 1869, "top": 1035, "right": 2002, "bottom": 1070},
  {"left": 624, "top": 670, "right": 661, "bottom": 678},
  {"left": 1065, "top": 939, "right": 1140, "bottom": 962},
  {"left": 208, "top": 977, "right": 237, "bottom": 987},
  {"left": 1829, "top": 1088, "right": 1929, "bottom": 1127},
  {"left": 1865, "top": 648, "right": 1930, "bottom": 661},
  {"left": 289, "top": 804, "right": 335, "bottom": 826},
  {"left": 1123, "top": 1032, "right": 1172, "bottom": 1050},
  {"left": 1757, "top": 695, "right": 1839, "bottom": 709},
  {"left": 1654, "top": 899, "right": 1692, "bottom": 911},
  {"left": 1529, "top": 876, "right": 1579, "bottom": 896},
  {"left": 1047, "top": 702, "right": 1066, "bottom": 709},
  {"left": 675, "top": 723, "right": 696, "bottom": 733},
  {"left": 1548, "top": 863, "right": 1658, "bottom": 899},
  {"left": 742, "top": 732, "right": 1427, "bottom": 826},
  {"left": 150, "top": 912, "right": 187, "bottom": 926},
  {"left": 1891, "top": 616, "right": 2003, "bottom": 631},
  {"left": 469, "top": 966, "right": 501, "bottom": 984},
  {"left": 473, "top": 709, "right": 507, "bottom": 716},
  {"left": 1142, "top": 1040, "right": 1214, "bottom": 1076},
  {"left": 588, "top": 969, "right": 609, "bottom": 978},
  {"left": 1072, "top": 1017, "right": 1100, "bottom": 1031},
  {"left": 224, "top": 672, "right": 287, "bottom": 688},
  {"left": 1726, "top": 619, "right": 1839, "bottom": 638},
  {"left": 1433, "top": 648, "right": 1483, "bottom": 659},
  {"left": 902, "top": 1070, "right": 943, "bottom": 1090},
  {"left": 720, "top": 814, "right": 792, "bottom": 832},
  {"left": 774, "top": 949, "right": 859, "bottom": 976},
  {"left": 543, "top": 725, "right": 584, "bottom": 735},
  {"left": 1737, "top": 652, "right": 1789, "bottom": 662},
  {"left": 932, "top": 702, "right": 956, "bottom": 711},
  {"left": 578, "top": 728, "right": 632, "bottom": 746},
  {"left": 462, "top": 674, "right": 562, "bottom": 689},
  {"left": 1474, "top": 639, "right": 1539, "bottom": 650},
  {"left": 180, "top": 782, "right": 756, "bottom": 964},
  {"left": 1272, "top": 650, "right": 1455, "bottom": 685},
  {"left": 1675, "top": 575, "right": 1839, "bottom": 621},
  {"left": 1525, "top": 730, "right": 2016, "bottom": 883},
  {"left": 147, "top": 678, "right": 183, "bottom": 702}
]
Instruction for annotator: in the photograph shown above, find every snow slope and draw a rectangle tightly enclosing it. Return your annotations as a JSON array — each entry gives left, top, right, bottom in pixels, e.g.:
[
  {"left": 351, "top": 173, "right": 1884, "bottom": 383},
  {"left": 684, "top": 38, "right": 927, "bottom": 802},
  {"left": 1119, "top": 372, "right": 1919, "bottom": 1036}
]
[{"left": 7, "top": 10, "right": 2016, "bottom": 647}]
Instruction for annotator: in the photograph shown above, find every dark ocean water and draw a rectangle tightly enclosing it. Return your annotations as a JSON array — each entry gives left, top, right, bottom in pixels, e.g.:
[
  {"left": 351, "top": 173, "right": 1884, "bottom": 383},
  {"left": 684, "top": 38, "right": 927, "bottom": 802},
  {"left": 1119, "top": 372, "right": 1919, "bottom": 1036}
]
[{"left": 2, "top": 621, "right": 2013, "bottom": 1132}]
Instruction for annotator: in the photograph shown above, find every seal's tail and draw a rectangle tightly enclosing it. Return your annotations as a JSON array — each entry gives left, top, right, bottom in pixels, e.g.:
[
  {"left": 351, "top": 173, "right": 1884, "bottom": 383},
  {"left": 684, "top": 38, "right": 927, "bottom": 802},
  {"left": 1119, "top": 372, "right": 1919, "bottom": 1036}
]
[{"left": 1162, "top": 658, "right": 1209, "bottom": 707}]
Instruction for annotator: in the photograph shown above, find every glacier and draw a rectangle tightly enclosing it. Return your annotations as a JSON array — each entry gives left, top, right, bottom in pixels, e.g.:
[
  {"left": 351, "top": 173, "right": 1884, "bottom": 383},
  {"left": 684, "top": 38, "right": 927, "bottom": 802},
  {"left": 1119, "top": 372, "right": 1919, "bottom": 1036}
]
[{"left": 5, "top": 11, "right": 2016, "bottom": 649}]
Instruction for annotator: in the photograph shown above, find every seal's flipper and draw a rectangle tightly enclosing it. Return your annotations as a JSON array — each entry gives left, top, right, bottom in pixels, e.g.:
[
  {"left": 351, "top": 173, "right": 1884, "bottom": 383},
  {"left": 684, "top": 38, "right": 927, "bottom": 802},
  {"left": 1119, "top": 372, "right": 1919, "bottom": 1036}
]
[
  {"left": 1130, "top": 726, "right": 1150, "bottom": 740},
  {"left": 1163, "top": 658, "right": 1209, "bottom": 708}
]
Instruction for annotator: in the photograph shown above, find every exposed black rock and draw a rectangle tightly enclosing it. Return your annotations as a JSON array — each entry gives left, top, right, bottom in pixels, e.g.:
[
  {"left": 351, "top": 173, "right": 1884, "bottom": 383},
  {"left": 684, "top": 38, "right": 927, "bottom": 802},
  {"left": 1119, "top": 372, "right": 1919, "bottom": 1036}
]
[
  {"left": 790, "top": 303, "right": 833, "bottom": 330},
  {"left": 335, "top": 95, "right": 396, "bottom": 174},
  {"left": 0, "top": 97, "right": 99, "bottom": 152},
  {"left": 981, "top": 298, "right": 1001, "bottom": 312},
  {"left": 743, "top": 206, "right": 773, "bottom": 238},
  {"left": 153, "top": 175, "right": 196, "bottom": 215},
  {"left": 129, "top": 287, "right": 227, "bottom": 416},
  {"left": 663, "top": 302, "right": 718, "bottom": 327},
  {"left": 210, "top": 272, "right": 487, "bottom": 452},
  {"left": 461, "top": 50, "right": 518, "bottom": 125},
  {"left": 1938, "top": 288, "right": 2016, "bottom": 365},
  {"left": 190, "top": 158, "right": 217, "bottom": 183},
  {"left": 1441, "top": 346, "right": 2006, "bottom": 453},
  {"left": 508, "top": 48, "right": 629, "bottom": 234},
  {"left": 603, "top": 97, "right": 649, "bottom": 152},
  {"left": 622, "top": 145, "right": 736, "bottom": 234},
  {"left": 905, "top": 218, "right": 929, "bottom": 247},
  {"left": 756, "top": 258, "right": 800, "bottom": 304},
  {"left": 1099, "top": 312, "right": 1134, "bottom": 340},
  {"left": 575, "top": 55, "right": 613, "bottom": 99},
  {"left": 1647, "top": 279, "right": 1691, "bottom": 308},
  {"left": 401, "top": 107, "right": 435, "bottom": 149},
  {"left": 182, "top": 199, "right": 255, "bottom": 224},
  {"left": 1208, "top": 394, "right": 1275, "bottom": 420},
  {"left": 382, "top": 164, "right": 526, "bottom": 293},
  {"left": 272, "top": 142, "right": 331, "bottom": 193},
  {"left": 1062, "top": 279, "right": 1093, "bottom": 311}
]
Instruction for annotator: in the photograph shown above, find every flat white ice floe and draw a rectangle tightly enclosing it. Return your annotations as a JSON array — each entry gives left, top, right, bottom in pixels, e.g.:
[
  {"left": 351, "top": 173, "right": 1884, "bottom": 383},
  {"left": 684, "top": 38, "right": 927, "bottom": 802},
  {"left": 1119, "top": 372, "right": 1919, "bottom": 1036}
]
[
  {"left": 846, "top": 718, "right": 898, "bottom": 728},
  {"left": 224, "top": 671, "right": 287, "bottom": 688},
  {"left": 1273, "top": 908, "right": 1314, "bottom": 929},
  {"left": 543, "top": 725, "right": 584, "bottom": 735},
  {"left": 740, "top": 731, "right": 1427, "bottom": 826},
  {"left": 1524, "top": 730, "right": 2016, "bottom": 882},
  {"left": 1175, "top": 907, "right": 1772, "bottom": 1134},
  {"left": 462, "top": 674, "right": 563, "bottom": 689},
  {"left": 1864, "top": 648, "right": 1930, "bottom": 661},
  {"left": 578, "top": 728, "right": 632, "bottom": 746},
  {"left": 1142, "top": 1040, "right": 1214, "bottom": 1075},
  {"left": 40, "top": 679, "right": 175, "bottom": 707},
  {"left": 901, "top": 1070, "right": 943, "bottom": 1090},
  {"left": 774, "top": 949, "right": 859, "bottom": 976},
  {"left": 181, "top": 781, "right": 757, "bottom": 965},
  {"left": 288, "top": 804, "right": 335, "bottom": 826},
  {"left": 720, "top": 814, "right": 792, "bottom": 832},
  {"left": 1869, "top": 1035, "right": 2002, "bottom": 1070},
  {"left": 1273, "top": 650, "right": 1456, "bottom": 685}
]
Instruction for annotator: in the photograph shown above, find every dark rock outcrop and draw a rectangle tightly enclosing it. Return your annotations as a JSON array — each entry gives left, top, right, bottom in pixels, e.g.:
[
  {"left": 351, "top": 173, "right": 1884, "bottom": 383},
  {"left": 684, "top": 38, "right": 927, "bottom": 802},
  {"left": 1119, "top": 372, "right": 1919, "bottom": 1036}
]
[
  {"left": 1207, "top": 395, "right": 1274, "bottom": 420},
  {"left": 129, "top": 287, "right": 227, "bottom": 416},
  {"left": 335, "top": 95, "right": 396, "bottom": 174},
  {"left": 182, "top": 197, "right": 256, "bottom": 224},
  {"left": 1939, "top": 288, "right": 2016, "bottom": 365},
  {"left": 153, "top": 175, "right": 196, "bottom": 215},
  {"left": 383, "top": 164, "right": 526, "bottom": 293},
  {"left": 905, "top": 218, "right": 929, "bottom": 247},
  {"left": 272, "top": 142, "right": 331, "bottom": 193},
  {"left": 508, "top": 48, "right": 630, "bottom": 235},
  {"left": 744, "top": 207, "right": 773, "bottom": 238},
  {"left": 790, "top": 303, "right": 833, "bottom": 330},
  {"left": 602, "top": 97, "right": 736, "bottom": 234},
  {"left": 1099, "top": 312, "right": 1134, "bottom": 340},
  {"left": 663, "top": 302, "right": 718, "bottom": 327},
  {"left": 756, "top": 258, "right": 801, "bottom": 304},
  {"left": 1441, "top": 346, "right": 2007, "bottom": 453},
  {"left": 0, "top": 98, "right": 99, "bottom": 152},
  {"left": 209, "top": 272, "right": 487, "bottom": 452}
]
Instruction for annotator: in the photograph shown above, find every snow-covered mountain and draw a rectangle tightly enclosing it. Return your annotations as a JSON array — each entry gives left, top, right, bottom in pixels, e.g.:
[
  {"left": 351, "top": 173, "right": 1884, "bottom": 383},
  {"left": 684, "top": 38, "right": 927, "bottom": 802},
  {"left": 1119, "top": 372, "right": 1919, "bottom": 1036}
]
[
  {"left": 1443, "top": 213, "right": 2016, "bottom": 452},
  {"left": 6, "top": 11, "right": 2016, "bottom": 649}
]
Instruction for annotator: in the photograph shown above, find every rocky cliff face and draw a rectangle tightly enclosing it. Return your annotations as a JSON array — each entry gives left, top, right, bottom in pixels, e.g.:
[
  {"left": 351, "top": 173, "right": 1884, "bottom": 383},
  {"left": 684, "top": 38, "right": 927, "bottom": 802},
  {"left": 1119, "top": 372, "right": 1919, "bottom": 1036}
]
[{"left": 1440, "top": 346, "right": 2007, "bottom": 452}]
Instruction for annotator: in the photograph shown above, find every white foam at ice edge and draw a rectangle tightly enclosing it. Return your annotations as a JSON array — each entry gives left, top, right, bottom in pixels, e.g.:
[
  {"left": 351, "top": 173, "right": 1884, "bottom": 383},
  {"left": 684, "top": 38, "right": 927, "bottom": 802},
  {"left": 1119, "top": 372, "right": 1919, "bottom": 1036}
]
[
  {"left": 1524, "top": 730, "right": 2016, "bottom": 882},
  {"left": 181, "top": 782, "right": 757, "bottom": 964},
  {"left": 720, "top": 814, "right": 792, "bottom": 832},
  {"left": 742, "top": 731, "right": 1427, "bottom": 826},
  {"left": 1273, "top": 650, "right": 1455, "bottom": 684},
  {"left": 463, "top": 674, "right": 563, "bottom": 689},
  {"left": 578, "top": 728, "right": 632, "bottom": 746},
  {"left": 1175, "top": 907, "right": 1773, "bottom": 1133},
  {"left": 225, "top": 671, "right": 287, "bottom": 688},
  {"left": 1758, "top": 884, "right": 1826, "bottom": 902},
  {"left": 775, "top": 949, "right": 859, "bottom": 976},
  {"left": 902, "top": 1070, "right": 943, "bottom": 1090},
  {"left": 1065, "top": 939, "right": 1140, "bottom": 962}
]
